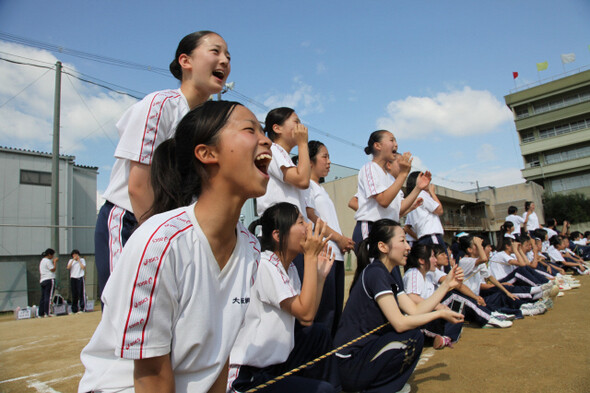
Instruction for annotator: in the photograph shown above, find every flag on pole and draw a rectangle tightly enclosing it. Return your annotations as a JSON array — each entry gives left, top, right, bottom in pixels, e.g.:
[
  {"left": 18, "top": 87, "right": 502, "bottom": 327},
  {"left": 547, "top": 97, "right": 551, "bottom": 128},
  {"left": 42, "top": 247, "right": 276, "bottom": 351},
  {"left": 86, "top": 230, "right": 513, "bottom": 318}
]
[
  {"left": 536, "top": 61, "right": 548, "bottom": 71},
  {"left": 561, "top": 53, "right": 576, "bottom": 64},
  {"left": 512, "top": 72, "right": 519, "bottom": 79}
]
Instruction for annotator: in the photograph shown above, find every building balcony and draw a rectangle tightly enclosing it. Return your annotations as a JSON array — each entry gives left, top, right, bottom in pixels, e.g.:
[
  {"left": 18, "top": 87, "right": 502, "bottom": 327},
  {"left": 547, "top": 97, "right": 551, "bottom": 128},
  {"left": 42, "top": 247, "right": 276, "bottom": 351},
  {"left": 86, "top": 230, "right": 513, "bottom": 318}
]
[
  {"left": 514, "top": 100, "right": 590, "bottom": 131},
  {"left": 520, "top": 127, "right": 590, "bottom": 155},
  {"left": 441, "top": 211, "right": 485, "bottom": 232},
  {"left": 522, "top": 156, "right": 590, "bottom": 180}
]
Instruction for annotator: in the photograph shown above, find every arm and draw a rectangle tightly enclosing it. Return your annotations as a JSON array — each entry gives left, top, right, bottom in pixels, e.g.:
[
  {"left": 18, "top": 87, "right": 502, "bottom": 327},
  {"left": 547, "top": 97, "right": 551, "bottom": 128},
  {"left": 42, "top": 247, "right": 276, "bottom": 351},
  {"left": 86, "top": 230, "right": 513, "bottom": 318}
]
[
  {"left": 403, "top": 225, "right": 418, "bottom": 240},
  {"left": 280, "top": 220, "right": 332, "bottom": 325},
  {"left": 79, "top": 258, "right": 86, "bottom": 271},
  {"left": 473, "top": 237, "right": 488, "bottom": 265},
  {"left": 281, "top": 123, "right": 311, "bottom": 189},
  {"left": 374, "top": 152, "right": 412, "bottom": 208},
  {"left": 428, "top": 183, "right": 444, "bottom": 216},
  {"left": 134, "top": 354, "right": 174, "bottom": 393},
  {"left": 400, "top": 171, "right": 433, "bottom": 217},
  {"left": 306, "top": 208, "right": 354, "bottom": 253},
  {"left": 66, "top": 259, "right": 74, "bottom": 270},
  {"left": 377, "top": 293, "right": 463, "bottom": 333},
  {"left": 348, "top": 196, "right": 358, "bottom": 211},
  {"left": 486, "top": 275, "right": 517, "bottom": 301},
  {"left": 509, "top": 243, "right": 528, "bottom": 267},
  {"left": 49, "top": 257, "right": 58, "bottom": 272},
  {"left": 398, "top": 266, "right": 463, "bottom": 315},
  {"left": 207, "top": 359, "right": 229, "bottom": 393},
  {"left": 129, "top": 161, "right": 155, "bottom": 224},
  {"left": 456, "top": 283, "right": 487, "bottom": 306}
]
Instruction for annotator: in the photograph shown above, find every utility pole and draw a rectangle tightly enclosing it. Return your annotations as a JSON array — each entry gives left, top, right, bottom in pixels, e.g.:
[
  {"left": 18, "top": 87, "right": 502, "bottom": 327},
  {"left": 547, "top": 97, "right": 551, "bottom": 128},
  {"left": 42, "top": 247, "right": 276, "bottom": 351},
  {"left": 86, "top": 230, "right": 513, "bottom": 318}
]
[{"left": 51, "top": 61, "right": 61, "bottom": 275}]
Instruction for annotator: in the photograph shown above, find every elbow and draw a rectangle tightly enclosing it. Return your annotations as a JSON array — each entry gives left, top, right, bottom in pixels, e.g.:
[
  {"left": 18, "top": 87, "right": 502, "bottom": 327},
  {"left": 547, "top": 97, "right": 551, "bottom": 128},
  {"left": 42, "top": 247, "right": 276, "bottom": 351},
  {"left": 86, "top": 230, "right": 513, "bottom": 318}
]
[
  {"left": 295, "top": 178, "right": 310, "bottom": 189},
  {"left": 435, "top": 207, "right": 444, "bottom": 216},
  {"left": 298, "top": 317, "right": 314, "bottom": 326}
]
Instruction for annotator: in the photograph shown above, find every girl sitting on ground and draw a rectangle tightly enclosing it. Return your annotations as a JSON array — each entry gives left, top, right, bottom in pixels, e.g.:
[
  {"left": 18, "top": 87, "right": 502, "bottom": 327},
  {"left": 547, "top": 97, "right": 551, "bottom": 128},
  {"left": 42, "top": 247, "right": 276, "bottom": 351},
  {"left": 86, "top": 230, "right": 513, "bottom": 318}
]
[
  {"left": 334, "top": 219, "right": 464, "bottom": 393},
  {"left": 228, "top": 203, "right": 340, "bottom": 393},
  {"left": 403, "top": 243, "right": 463, "bottom": 349}
]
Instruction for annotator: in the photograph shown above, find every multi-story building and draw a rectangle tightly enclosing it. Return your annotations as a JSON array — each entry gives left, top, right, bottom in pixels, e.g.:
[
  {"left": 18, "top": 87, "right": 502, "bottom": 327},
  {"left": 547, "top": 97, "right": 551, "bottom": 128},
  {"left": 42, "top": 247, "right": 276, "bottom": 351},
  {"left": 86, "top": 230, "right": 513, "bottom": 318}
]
[
  {"left": 504, "top": 69, "right": 590, "bottom": 196},
  {"left": 0, "top": 146, "right": 98, "bottom": 310}
]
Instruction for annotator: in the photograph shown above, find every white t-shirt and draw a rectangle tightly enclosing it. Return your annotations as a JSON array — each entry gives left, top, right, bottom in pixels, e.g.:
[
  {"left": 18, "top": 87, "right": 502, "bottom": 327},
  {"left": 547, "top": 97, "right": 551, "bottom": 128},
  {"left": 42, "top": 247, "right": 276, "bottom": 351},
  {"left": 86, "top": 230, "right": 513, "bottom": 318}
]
[
  {"left": 547, "top": 245, "right": 565, "bottom": 262},
  {"left": 523, "top": 211, "right": 540, "bottom": 231},
  {"left": 67, "top": 258, "right": 86, "bottom": 279},
  {"left": 505, "top": 214, "right": 525, "bottom": 235},
  {"left": 488, "top": 251, "right": 516, "bottom": 281},
  {"left": 458, "top": 257, "right": 490, "bottom": 296},
  {"left": 39, "top": 258, "right": 55, "bottom": 283},
  {"left": 355, "top": 161, "right": 398, "bottom": 222},
  {"left": 573, "top": 239, "right": 587, "bottom": 246},
  {"left": 256, "top": 143, "right": 308, "bottom": 219},
  {"left": 405, "top": 191, "right": 443, "bottom": 239},
  {"left": 79, "top": 203, "right": 260, "bottom": 393},
  {"left": 230, "top": 250, "right": 301, "bottom": 370},
  {"left": 102, "top": 89, "right": 190, "bottom": 213},
  {"left": 427, "top": 269, "right": 446, "bottom": 289},
  {"left": 307, "top": 180, "right": 344, "bottom": 260},
  {"left": 544, "top": 227, "right": 558, "bottom": 239},
  {"left": 403, "top": 267, "right": 435, "bottom": 299}
]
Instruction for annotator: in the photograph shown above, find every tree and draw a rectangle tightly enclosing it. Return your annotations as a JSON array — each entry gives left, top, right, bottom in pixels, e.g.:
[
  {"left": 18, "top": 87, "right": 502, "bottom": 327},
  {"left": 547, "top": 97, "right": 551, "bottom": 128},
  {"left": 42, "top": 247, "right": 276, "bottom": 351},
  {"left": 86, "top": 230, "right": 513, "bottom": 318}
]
[{"left": 542, "top": 192, "right": 590, "bottom": 224}]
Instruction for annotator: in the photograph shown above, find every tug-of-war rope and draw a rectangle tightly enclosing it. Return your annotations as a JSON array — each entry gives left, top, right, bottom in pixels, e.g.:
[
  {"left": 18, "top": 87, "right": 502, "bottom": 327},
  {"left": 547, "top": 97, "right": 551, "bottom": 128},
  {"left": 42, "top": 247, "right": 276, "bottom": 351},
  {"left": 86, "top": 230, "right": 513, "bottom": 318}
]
[{"left": 245, "top": 322, "right": 390, "bottom": 392}]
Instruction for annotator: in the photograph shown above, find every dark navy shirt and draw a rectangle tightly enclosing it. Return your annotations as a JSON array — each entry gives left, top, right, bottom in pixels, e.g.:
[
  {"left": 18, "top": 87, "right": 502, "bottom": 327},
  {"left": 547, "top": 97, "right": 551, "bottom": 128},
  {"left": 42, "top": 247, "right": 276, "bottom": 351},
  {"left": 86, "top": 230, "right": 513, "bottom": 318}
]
[{"left": 334, "top": 260, "right": 405, "bottom": 356}]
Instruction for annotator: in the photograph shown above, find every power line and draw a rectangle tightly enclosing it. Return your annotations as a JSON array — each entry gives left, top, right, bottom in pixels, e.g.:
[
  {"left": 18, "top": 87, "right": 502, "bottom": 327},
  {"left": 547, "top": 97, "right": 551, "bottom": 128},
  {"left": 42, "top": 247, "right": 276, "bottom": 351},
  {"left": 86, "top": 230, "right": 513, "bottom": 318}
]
[{"left": 0, "top": 36, "right": 478, "bottom": 186}]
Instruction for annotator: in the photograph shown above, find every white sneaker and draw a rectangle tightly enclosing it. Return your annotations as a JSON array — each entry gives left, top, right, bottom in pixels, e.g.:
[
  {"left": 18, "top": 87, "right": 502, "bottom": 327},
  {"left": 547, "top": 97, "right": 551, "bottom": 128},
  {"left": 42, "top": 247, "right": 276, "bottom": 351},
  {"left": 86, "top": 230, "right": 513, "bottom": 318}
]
[
  {"left": 484, "top": 316, "right": 513, "bottom": 328},
  {"left": 491, "top": 311, "right": 516, "bottom": 321},
  {"left": 396, "top": 383, "right": 411, "bottom": 393},
  {"left": 560, "top": 283, "right": 572, "bottom": 291}
]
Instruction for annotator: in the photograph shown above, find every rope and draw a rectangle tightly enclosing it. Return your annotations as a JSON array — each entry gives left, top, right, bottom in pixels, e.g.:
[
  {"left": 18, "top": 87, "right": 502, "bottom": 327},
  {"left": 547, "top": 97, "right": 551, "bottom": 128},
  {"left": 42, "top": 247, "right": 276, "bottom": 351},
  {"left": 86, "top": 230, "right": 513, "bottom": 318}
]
[{"left": 245, "top": 322, "right": 390, "bottom": 392}]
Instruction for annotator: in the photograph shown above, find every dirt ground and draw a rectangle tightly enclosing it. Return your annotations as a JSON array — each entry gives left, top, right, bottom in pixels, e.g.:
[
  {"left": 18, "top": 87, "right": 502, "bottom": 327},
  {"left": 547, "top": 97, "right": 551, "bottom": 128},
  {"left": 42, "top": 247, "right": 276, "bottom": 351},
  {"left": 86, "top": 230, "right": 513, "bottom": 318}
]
[{"left": 1, "top": 276, "right": 589, "bottom": 393}]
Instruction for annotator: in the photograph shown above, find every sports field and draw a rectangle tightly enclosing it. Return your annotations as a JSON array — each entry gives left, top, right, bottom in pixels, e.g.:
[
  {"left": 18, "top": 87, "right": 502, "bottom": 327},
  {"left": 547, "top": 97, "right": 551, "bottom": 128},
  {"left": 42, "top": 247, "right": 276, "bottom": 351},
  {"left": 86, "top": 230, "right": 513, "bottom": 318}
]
[{"left": 1, "top": 275, "right": 589, "bottom": 393}]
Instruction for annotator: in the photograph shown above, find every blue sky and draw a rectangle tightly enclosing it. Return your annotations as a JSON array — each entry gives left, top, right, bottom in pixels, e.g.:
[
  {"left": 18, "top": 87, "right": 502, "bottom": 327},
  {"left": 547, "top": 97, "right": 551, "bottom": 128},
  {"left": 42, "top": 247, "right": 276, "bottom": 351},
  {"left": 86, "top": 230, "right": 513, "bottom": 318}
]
[{"left": 1, "top": 0, "right": 589, "bottom": 196}]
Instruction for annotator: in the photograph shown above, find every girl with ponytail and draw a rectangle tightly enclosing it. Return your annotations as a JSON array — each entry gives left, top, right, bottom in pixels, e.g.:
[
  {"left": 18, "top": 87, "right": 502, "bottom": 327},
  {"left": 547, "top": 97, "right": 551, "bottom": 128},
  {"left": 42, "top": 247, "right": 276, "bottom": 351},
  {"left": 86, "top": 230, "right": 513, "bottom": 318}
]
[
  {"left": 95, "top": 31, "right": 231, "bottom": 301},
  {"left": 229, "top": 202, "right": 340, "bottom": 392},
  {"left": 334, "top": 219, "right": 464, "bottom": 393},
  {"left": 80, "top": 101, "right": 273, "bottom": 392}
]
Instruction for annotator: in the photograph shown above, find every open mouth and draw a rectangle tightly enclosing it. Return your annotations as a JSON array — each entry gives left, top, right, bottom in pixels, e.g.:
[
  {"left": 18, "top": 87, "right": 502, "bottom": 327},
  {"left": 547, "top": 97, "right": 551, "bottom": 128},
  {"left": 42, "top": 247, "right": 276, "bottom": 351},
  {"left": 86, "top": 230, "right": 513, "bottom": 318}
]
[
  {"left": 255, "top": 153, "right": 272, "bottom": 176},
  {"left": 212, "top": 69, "right": 225, "bottom": 80}
]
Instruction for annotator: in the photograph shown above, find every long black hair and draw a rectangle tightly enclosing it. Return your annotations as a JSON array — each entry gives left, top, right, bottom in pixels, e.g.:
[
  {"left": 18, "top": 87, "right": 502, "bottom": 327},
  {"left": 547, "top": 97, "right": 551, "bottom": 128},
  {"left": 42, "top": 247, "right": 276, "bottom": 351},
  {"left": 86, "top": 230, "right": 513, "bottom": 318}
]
[
  {"left": 351, "top": 219, "right": 401, "bottom": 292},
  {"left": 146, "top": 100, "right": 242, "bottom": 220},
  {"left": 264, "top": 107, "right": 295, "bottom": 142},
  {"left": 169, "top": 30, "right": 218, "bottom": 80},
  {"left": 248, "top": 202, "right": 300, "bottom": 257}
]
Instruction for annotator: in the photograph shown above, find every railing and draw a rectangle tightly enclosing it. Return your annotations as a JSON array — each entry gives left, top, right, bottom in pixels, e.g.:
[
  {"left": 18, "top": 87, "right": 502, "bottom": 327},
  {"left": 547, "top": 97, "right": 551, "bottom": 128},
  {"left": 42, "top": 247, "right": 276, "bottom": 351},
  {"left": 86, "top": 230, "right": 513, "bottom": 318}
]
[{"left": 441, "top": 212, "right": 485, "bottom": 229}]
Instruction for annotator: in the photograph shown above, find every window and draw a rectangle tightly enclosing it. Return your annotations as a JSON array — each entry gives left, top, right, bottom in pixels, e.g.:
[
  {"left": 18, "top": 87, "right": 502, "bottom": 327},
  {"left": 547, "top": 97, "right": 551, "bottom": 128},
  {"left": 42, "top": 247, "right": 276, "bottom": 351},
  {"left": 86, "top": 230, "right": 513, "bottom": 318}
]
[
  {"left": 20, "top": 170, "right": 52, "bottom": 186},
  {"left": 531, "top": 87, "right": 590, "bottom": 116},
  {"left": 539, "top": 117, "right": 590, "bottom": 139},
  {"left": 544, "top": 145, "right": 590, "bottom": 165},
  {"left": 520, "top": 130, "right": 535, "bottom": 143},
  {"left": 515, "top": 105, "right": 529, "bottom": 119},
  {"left": 525, "top": 154, "right": 540, "bottom": 168},
  {"left": 550, "top": 173, "right": 590, "bottom": 192}
]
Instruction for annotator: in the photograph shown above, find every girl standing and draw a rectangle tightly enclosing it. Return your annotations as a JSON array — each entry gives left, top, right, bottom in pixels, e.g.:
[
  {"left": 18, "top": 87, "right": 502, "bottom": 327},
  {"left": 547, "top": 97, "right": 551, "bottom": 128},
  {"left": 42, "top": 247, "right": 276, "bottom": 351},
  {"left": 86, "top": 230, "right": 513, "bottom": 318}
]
[
  {"left": 334, "top": 219, "right": 464, "bottom": 393},
  {"left": 66, "top": 249, "right": 86, "bottom": 313},
  {"left": 229, "top": 203, "right": 340, "bottom": 393},
  {"left": 80, "top": 101, "right": 272, "bottom": 393},
  {"left": 256, "top": 107, "right": 311, "bottom": 219},
  {"left": 306, "top": 140, "right": 355, "bottom": 336},
  {"left": 38, "top": 248, "right": 57, "bottom": 318},
  {"left": 352, "top": 131, "right": 428, "bottom": 249},
  {"left": 95, "top": 31, "right": 231, "bottom": 300}
]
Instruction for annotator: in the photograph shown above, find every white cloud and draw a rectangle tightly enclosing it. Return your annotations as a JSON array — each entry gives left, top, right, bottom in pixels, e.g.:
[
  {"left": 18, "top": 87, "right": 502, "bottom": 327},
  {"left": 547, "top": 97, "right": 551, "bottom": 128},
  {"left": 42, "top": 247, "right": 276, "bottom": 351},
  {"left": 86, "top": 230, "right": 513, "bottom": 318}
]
[
  {"left": 376, "top": 87, "right": 513, "bottom": 140},
  {"left": 316, "top": 61, "right": 327, "bottom": 74},
  {"left": 0, "top": 41, "right": 137, "bottom": 154},
  {"left": 260, "top": 77, "right": 326, "bottom": 117},
  {"left": 477, "top": 143, "right": 496, "bottom": 162}
]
